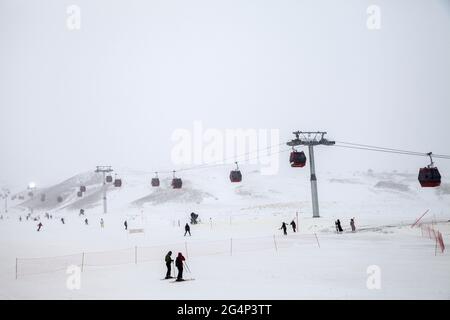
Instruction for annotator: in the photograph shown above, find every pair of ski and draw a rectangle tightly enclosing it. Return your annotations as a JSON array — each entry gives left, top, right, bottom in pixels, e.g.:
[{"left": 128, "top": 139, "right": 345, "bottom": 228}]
[{"left": 161, "top": 276, "right": 195, "bottom": 283}]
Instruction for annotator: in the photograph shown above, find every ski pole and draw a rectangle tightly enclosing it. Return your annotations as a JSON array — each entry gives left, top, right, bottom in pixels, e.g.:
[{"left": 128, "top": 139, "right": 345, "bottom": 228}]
[{"left": 184, "top": 261, "right": 191, "bottom": 273}]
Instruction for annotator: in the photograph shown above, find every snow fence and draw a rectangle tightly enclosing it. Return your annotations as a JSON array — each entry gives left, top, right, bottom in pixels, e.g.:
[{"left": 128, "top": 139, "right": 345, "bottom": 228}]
[{"left": 15, "top": 233, "right": 319, "bottom": 279}]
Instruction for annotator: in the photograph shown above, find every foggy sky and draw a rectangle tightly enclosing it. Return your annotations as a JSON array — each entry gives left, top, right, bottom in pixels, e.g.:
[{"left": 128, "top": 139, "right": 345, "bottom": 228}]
[{"left": 1, "top": 0, "right": 450, "bottom": 189}]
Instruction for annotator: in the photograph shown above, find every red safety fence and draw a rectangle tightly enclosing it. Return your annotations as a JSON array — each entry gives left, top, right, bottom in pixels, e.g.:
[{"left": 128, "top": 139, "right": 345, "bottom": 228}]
[{"left": 419, "top": 224, "right": 446, "bottom": 254}]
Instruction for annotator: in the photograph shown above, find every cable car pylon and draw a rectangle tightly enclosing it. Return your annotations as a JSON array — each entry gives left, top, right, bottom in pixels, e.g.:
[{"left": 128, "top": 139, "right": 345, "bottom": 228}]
[{"left": 287, "top": 131, "right": 335, "bottom": 218}]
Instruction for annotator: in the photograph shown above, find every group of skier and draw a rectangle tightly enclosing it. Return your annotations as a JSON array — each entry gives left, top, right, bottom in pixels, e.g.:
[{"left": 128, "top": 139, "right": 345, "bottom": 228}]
[
  {"left": 279, "top": 220, "right": 297, "bottom": 235},
  {"left": 335, "top": 218, "right": 356, "bottom": 233},
  {"left": 164, "top": 251, "right": 187, "bottom": 281},
  {"left": 278, "top": 217, "right": 356, "bottom": 235}
]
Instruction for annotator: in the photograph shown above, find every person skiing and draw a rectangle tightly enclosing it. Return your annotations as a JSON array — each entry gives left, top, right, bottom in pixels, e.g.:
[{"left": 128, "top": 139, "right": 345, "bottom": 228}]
[
  {"left": 19, "top": 216, "right": 22, "bottom": 222},
  {"left": 184, "top": 223, "right": 191, "bottom": 236},
  {"left": 175, "top": 252, "right": 186, "bottom": 281},
  {"left": 290, "top": 220, "right": 297, "bottom": 233},
  {"left": 336, "top": 219, "right": 343, "bottom": 233},
  {"left": 37, "top": 222, "right": 43, "bottom": 232},
  {"left": 280, "top": 222, "right": 288, "bottom": 235},
  {"left": 100, "top": 218, "right": 104, "bottom": 228},
  {"left": 165, "top": 251, "right": 174, "bottom": 279},
  {"left": 124, "top": 220, "right": 128, "bottom": 230},
  {"left": 61, "top": 218, "right": 65, "bottom": 224},
  {"left": 84, "top": 218, "right": 88, "bottom": 225},
  {"left": 350, "top": 218, "right": 356, "bottom": 232}
]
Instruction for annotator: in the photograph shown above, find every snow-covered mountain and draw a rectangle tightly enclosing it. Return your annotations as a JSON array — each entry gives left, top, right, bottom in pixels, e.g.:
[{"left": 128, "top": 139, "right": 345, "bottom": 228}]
[{"left": 7, "top": 166, "right": 450, "bottom": 225}]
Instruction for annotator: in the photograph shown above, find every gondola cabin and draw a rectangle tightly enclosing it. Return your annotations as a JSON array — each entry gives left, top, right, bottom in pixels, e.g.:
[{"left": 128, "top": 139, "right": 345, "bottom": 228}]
[
  {"left": 80, "top": 186, "right": 86, "bottom": 192},
  {"left": 57, "top": 196, "right": 63, "bottom": 203},
  {"left": 290, "top": 151, "right": 307, "bottom": 167},
  {"left": 114, "top": 179, "right": 122, "bottom": 187},
  {"left": 77, "top": 191, "right": 83, "bottom": 197},
  {"left": 418, "top": 167, "right": 441, "bottom": 187},
  {"left": 151, "top": 172, "right": 160, "bottom": 187},
  {"left": 106, "top": 175, "right": 113, "bottom": 183},
  {"left": 172, "top": 178, "right": 182, "bottom": 189},
  {"left": 151, "top": 178, "right": 160, "bottom": 187},
  {"left": 230, "top": 170, "right": 242, "bottom": 182}
]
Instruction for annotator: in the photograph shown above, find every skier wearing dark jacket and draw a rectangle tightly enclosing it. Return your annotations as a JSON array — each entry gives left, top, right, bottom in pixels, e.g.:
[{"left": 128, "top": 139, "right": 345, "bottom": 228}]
[
  {"left": 290, "top": 220, "right": 297, "bottom": 232},
  {"left": 165, "top": 251, "right": 174, "bottom": 279},
  {"left": 336, "top": 219, "right": 343, "bottom": 233},
  {"left": 175, "top": 252, "right": 186, "bottom": 281},
  {"left": 280, "top": 222, "right": 287, "bottom": 235},
  {"left": 184, "top": 223, "right": 191, "bottom": 236}
]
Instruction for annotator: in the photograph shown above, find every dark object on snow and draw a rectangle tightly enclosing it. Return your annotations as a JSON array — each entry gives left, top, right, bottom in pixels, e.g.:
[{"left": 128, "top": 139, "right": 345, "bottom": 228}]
[
  {"left": 280, "top": 222, "right": 288, "bottom": 235},
  {"left": 77, "top": 191, "right": 83, "bottom": 197},
  {"left": 184, "top": 223, "right": 191, "bottom": 236},
  {"left": 290, "top": 220, "right": 297, "bottom": 232},
  {"left": 350, "top": 218, "right": 356, "bottom": 232},
  {"left": 175, "top": 252, "right": 186, "bottom": 281},
  {"left": 165, "top": 251, "right": 174, "bottom": 279},
  {"left": 289, "top": 150, "right": 307, "bottom": 168},
  {"left": 106, "top": 175, "right": 113, "bottom": 183},
  {"left": 80, "top": 186, "right": 86, "bottom": 192},
  {"left": 57, "top": 196, "right": 63, "bottom": 203},
  {"left": 84, "top": 218, "right": 88, "bottom": 225},
  {"left": 124, "top": 220, "right": 128, "bottom": 230},
  {"left": 37, "top": 222, "right": 43, "bottom": 232},
  {"left": 335, "top": 219, "right": 343, "bottom": 233},
  {"left": 190, "top": 212, "right": 199, "bottom": 224},
  {"left": 79, "top": 209, "right": 85, "bottom": 216},
  {"left": 61, "top": 218, "right": 65, "bottom": 224}
]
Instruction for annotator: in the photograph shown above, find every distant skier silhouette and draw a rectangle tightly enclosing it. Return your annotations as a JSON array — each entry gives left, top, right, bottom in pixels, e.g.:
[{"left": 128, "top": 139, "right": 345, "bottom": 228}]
[
  {"left": 335, "top": 219, "right": 343, "bottom": 233},
  {"left": 37, "top": 222, "right": 43, "bottom": 232},
  {"left": 124, "top": 220, "right": 128, "bottom": 230},
  {"left": 280, "top": 222, "right": 288, "bottom": 235},
  {"left": 184, "top": 223, "right": 191, "bottom": 236},
  {"left": 100, "top": 218, "right": 104, "bottom": 228},
  {"left": 350, "top": 218, "right": 356, "bottom": 232},
  {"left": 84, "top": 218, "right": 88, "bottom": 225},
  {"left": 290, "top": 220, "right": 297, "bottom": 233},
  {"left": 61, "top": 218, "right": 65, "bottom": 224}
]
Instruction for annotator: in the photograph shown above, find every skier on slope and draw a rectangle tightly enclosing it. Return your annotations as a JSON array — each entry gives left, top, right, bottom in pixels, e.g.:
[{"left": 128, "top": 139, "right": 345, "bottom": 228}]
[
  {"left": 184, "top": 223, "right": 191, "bottom": 236},
  {"left": 290, "top": 220, "right": 297, "bottom": 233},
  {"left": 100, "top": 218, "right": 104, "bottom": 228},
  {"left": 280, "top": 222, "right": 288, "bottom": 235},
  {"left": 165, "top": 251, "right": 174, "bottom": 279},
  {"left": 350, "top": 218, "right": 356, "bottom": 232},
  {"left": 61, "top": 218, "right": 65, "bottom": 224},
  {"left": 175, "top": 252, "right": 186, "bottom": 281},
  {"left": 336, "top": 219, "right": 343, "bottom": 233},
  {"left": 37, "top": 222, "right": 43, "bottom": 232},
  {"left": 84, "top": 218, "right": 89, "bottom": 225},
  {"left": 124, "top": 220, "right": 128, "bottom": 230}
]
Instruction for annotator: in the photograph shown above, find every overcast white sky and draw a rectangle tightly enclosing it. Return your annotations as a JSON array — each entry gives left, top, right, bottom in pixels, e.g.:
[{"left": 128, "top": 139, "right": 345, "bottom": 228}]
[{"left": 1, "top": 0, "right": 450, "bottom": 189}]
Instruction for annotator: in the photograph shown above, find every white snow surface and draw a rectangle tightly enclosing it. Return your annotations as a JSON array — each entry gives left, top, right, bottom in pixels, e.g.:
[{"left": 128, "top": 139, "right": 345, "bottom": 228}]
[{"left": 0, "top": 167, "right": 449, "bottom": 299}]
